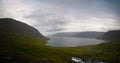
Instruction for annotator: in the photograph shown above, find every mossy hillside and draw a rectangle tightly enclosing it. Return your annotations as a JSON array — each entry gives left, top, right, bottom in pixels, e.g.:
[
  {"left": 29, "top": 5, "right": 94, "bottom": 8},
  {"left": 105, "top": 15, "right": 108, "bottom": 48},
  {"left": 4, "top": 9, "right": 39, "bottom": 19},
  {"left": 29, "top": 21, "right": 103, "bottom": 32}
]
[
  {"left": 56, "top": 42, "right": 120, "bottom": 63},
  {"left": 0, "top": 33, "right": 72, "bottom": 63}
]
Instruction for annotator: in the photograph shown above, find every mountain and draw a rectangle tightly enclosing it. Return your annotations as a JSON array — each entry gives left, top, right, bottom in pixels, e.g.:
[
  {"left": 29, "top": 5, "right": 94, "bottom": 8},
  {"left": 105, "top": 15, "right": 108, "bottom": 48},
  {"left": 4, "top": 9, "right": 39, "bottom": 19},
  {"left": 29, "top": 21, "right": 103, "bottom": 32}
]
[
  {"left": 52, "top": 31, "right": 105, "bottom": 38},
  {"left": 0, "top": 18, "right": 45, "bottom": 38},
  {"left": 101, "top": 30, "right": 120, "bottom": 41}
]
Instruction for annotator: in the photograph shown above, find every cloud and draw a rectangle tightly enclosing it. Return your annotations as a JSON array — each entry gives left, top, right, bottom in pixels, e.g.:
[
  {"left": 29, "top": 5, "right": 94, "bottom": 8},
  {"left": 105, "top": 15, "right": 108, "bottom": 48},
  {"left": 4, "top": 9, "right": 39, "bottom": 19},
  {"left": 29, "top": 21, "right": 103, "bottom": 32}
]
[
  {"left": 0, "top": 0, "right": 69, "bottom": 35},
  {"left": 26, "top": 11, "right": 68, "bottom": 33},
  {"left": 0, "top": 0, "right": 4, "bottom": 18},
  {"left": 0, "top": 0, "right": 120, "bottom": 35},
  {"left": 103, "top": 0, "right": 120, "bottom": 28}
]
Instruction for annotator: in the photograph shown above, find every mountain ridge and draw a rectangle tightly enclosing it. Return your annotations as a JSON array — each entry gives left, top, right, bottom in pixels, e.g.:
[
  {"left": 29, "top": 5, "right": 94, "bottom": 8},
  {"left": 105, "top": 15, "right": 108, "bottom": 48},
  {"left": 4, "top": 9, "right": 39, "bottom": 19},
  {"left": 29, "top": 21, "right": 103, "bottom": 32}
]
[
  {"left": 51, "top": 31, "right": 105, "bottom": 38},
  {"left": 0, "top": 18, "right": 45, "bottom": 38}
]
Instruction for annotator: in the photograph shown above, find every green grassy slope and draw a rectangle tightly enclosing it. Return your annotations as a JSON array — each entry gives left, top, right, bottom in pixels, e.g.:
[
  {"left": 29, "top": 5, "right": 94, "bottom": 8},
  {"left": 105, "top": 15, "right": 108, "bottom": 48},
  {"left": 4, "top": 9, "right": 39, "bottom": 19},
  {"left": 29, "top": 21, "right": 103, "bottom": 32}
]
[
  {"left": 56, "top": 42, "right": 120, "bottom": 63},
  {"left": 0, "top": 33, "right": 120, "bottom": 63},
  {"left": 0, "top": 33, "right": 72, "bottom": 63}
]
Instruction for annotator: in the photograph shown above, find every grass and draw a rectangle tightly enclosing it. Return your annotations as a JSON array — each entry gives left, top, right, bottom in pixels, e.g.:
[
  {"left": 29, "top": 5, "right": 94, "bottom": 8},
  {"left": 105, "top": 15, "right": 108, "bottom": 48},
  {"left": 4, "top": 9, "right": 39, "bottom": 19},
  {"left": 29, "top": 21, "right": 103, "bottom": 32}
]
[
  {"left": 56, "top": 42, "right": 120, "bottom": 63},
  {"left": 0, "top": 33, "right": 120, "bottom": 63},
  {"left": 0, "top": 33, "right": 72, "bottom": 63}
]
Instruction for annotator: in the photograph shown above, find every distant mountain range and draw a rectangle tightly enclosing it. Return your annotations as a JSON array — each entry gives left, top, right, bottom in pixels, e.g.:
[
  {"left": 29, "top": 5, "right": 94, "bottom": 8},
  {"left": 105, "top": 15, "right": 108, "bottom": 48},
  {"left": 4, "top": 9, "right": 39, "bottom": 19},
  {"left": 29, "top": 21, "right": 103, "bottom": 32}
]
[
  {"left": 0, "top": 18, "right": 45, "bottom": 38},
  {"left": 52, "top": 31, "right": 105, "bottom": 38},
  {"left": 52, "top": 30, "right": 120, "bottom": 41}
]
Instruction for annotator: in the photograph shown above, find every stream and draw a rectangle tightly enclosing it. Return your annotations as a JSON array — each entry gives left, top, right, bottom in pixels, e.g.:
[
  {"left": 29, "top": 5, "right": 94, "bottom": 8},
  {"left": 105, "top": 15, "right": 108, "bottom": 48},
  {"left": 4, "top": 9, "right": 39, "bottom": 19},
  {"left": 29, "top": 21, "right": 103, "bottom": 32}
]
[{"left": 71, "top": 56, "right": 108, "bottom": 63}]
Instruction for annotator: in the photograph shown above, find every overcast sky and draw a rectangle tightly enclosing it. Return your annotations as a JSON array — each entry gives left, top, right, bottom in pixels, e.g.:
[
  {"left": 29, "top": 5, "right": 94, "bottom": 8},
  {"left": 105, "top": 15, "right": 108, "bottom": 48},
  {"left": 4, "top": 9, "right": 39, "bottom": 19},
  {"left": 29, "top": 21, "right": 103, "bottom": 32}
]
[{"left": 0, "top": 0, "right": 120, "bottom": 35}]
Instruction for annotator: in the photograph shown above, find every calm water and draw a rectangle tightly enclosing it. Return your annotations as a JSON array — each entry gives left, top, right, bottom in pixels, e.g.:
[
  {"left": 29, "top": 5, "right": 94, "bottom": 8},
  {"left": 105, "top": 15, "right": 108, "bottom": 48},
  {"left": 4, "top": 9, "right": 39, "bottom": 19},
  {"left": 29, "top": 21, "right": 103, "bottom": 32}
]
[{"left": 47, "top": 36, "right": 105, "bottom": 47}]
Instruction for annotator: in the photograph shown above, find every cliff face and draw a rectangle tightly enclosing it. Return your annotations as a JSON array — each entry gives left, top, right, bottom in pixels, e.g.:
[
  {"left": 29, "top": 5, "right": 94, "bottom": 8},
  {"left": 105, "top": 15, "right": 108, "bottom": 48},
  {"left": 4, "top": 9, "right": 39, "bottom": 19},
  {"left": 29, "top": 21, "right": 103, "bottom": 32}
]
[{"left": 0, "top": 18, "right": 45, "bottom": 38}]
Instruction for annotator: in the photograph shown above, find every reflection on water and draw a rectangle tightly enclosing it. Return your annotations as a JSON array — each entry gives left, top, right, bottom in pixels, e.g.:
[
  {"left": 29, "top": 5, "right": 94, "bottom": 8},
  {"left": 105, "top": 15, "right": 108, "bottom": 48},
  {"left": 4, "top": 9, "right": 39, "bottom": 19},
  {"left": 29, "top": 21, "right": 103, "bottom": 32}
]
[{"left": 47, "top": 36, "right": 106, "bottom": 47}]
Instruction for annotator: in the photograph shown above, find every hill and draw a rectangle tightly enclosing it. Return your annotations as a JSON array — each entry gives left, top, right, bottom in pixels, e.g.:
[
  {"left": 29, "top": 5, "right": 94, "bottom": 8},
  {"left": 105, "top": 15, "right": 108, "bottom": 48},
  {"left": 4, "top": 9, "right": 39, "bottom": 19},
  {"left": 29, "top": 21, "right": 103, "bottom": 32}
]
[
  {"left": 0, "top": 18, "right": 45, "bottom": 38},
  {"left": 52, "top": 31, "right": 105, "bottom": 38},
  {"left": 101, "top": 30, "right": 120, "bottom": 41},
  {"left": 0, "top": 18, "right": 71, "bottom": 63}
]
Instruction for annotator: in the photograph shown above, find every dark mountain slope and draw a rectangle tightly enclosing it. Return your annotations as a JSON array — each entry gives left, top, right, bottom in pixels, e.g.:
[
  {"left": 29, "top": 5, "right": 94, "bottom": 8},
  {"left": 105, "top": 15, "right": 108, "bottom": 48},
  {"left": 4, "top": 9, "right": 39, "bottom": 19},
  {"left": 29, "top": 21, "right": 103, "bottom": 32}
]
[
  {"left": 101, "top": 30, "right": 120, "bottom": 41},
  {"left": 0, "top": 18, "right": 44, "bottom": 38}
]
